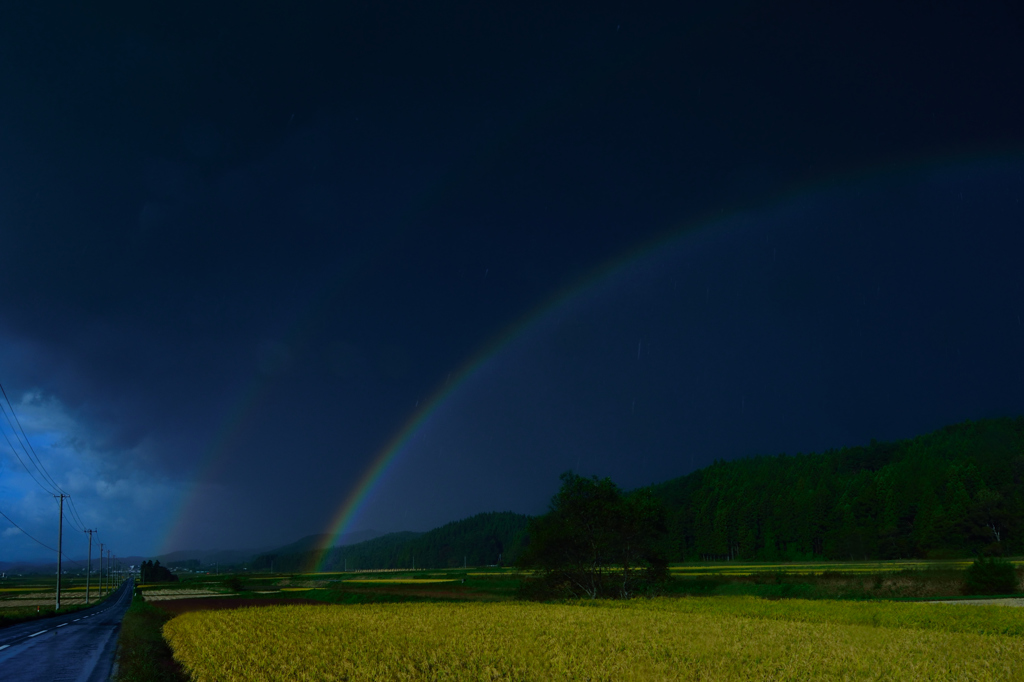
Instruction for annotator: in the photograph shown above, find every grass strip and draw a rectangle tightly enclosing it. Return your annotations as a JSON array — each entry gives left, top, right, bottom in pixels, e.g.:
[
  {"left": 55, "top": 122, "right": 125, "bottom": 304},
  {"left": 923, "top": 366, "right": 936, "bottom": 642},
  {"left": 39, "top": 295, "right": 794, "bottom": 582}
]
[
  {"left": 0, "top": 598, "right": 108, "bottom": 629},
  {"left": 620, "top": 595, "right": 1024, "bottom": 636},
  {"left": 115, "top": 596, "right": 188, "bottom": 682}
]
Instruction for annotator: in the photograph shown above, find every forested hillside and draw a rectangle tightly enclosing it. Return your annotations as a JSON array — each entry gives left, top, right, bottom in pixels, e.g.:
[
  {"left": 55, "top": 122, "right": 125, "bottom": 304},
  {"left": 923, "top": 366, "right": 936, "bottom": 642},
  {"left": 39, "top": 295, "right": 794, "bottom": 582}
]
[
  {"left": 254, "top": 512, "right": 529, "bottom": 572},
  {"left": 257, "top": 418, "right": 1023, "bottom": 572},
  {"left": 651, "top": 417, "right": 1024, "bottom": 561}
]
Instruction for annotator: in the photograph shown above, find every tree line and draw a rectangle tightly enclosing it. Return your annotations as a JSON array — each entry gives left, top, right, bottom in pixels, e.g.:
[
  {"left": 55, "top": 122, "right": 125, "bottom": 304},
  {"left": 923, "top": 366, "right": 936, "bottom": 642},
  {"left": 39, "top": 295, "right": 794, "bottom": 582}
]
[
  {"left": 517, "top": 417, "right": 1024, "bottom": 598},
  {"left": 650, "top": 417, "right": 1024, "bottom": 561},
  {"left": 140, "top": 559, "right": 179, "bottom": 583},
  {"left": 254, "top": 417, "right": 1023, "bottom": 591}
]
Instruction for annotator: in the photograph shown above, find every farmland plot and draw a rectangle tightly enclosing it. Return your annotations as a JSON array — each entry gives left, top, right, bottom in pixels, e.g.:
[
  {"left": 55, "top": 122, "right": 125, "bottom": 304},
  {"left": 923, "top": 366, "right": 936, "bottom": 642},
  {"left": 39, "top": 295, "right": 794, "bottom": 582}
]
[{"left": 163, "top": 597, "right": 1024, "bottom": 681}]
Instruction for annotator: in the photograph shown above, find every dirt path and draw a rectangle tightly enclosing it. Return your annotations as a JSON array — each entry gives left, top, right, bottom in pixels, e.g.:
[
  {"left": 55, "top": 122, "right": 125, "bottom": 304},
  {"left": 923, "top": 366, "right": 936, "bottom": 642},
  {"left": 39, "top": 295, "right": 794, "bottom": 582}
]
[{"left": 926, "top": 598, "right": 1024, "bottom": 607}]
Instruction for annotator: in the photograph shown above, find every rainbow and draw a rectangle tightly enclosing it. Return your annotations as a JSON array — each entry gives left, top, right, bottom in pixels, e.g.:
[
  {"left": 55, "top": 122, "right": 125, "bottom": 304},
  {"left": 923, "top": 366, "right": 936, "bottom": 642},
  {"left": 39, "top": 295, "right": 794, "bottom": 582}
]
[
  {"left": 306, "top": 150, "right": 1023, "bottom": 571},
  {"left": 305, "top": 203, "right": 809, "bottom": 569},
  {"left": 159, "top": 377, "right": 275, "bottom": 554},
  {"left": 307, "top": 252, "right": 632, "bottom": 572},
  {"left": 163, "top": 149, "right": 1020, "bottom": 563}
]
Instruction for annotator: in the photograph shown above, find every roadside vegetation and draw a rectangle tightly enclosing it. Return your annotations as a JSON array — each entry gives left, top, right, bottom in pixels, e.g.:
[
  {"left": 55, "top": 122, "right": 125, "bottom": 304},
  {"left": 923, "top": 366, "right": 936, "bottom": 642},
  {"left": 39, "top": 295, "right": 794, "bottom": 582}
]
[
  {"left": 0, "top": 600, "right": 106, "bottom": 629},
  {"left": 116, "top": 595, "right": 188, "bottom": 682}
]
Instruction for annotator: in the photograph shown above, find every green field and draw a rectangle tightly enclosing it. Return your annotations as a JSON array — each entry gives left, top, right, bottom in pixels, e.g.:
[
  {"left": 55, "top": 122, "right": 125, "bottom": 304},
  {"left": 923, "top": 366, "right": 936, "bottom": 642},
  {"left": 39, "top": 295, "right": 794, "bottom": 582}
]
[
  {"left": 129, "top": 558, "right": 1024, "bottom": 605},
  {"left": 660, "top": 559, "right": 1024, "bottom": 601},
  {"left": 669, "top": 559, "right": 981, "bottom": 576},
  {"left": 136, "top": 566, "right": 522, "bottom": 604}
]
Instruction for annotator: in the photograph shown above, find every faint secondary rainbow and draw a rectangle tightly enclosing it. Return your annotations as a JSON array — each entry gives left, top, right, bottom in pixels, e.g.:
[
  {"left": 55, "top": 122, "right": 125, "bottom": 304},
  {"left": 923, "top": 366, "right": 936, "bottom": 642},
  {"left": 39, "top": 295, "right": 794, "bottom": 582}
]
[{"left": 160, "top": 376, "right": 276, "bottom": 554}]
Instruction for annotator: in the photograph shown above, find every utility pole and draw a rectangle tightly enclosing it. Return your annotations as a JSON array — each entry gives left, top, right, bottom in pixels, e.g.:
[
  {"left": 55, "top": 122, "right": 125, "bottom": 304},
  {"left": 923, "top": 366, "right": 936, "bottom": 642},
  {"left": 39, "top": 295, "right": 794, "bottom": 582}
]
[
  {"left": 55, "top": 494, "right": 66, "bottom": 610},
  {"left": 99, "top": 542, "right": 104, "bottom": 596},
  {"left": 107, "top": 550, "right": 111, "bottom": 593},
  {"left": 85, "top": 530, "right": 95, "bottom": 604}
]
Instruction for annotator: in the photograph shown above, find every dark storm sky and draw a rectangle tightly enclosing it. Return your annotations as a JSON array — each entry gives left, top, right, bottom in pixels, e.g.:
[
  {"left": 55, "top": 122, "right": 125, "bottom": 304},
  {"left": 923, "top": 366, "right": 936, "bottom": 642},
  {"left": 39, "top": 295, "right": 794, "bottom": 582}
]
[{"left": 1, "top": 1, "right": 1023, "bottom": 560}]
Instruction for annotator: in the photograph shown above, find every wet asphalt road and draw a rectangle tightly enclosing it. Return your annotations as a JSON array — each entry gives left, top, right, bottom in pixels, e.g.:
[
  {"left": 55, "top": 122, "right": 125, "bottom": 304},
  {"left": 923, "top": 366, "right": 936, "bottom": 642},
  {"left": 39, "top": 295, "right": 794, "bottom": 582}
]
[{"left": 0, "top": 579, "right": 133, "bottom": 682}]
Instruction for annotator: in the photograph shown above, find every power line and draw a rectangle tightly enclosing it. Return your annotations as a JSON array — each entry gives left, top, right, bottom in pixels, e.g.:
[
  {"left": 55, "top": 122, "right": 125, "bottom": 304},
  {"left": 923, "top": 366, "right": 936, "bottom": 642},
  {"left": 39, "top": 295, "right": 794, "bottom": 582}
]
[
  {"left": 0, "top": 391, "right": 61, "bottom": 496},
  {"left": 0, "top": 508, "right": 58, "bottom": 554},
  {"left": 66, "top": 496, "right": 87, "bottom": 532},
  {"left": 63, "top": 497, "right": 86, "bottom": 534},
  {"left": 0, "top": 382, "right": 65, "bottom": 495},
  {"left": 1, "top": 424, "right": 58, "bottom": 494},
  {"left": 0, "top": 380, "right": 94, "bottom": 567},
  {"left": 59, "top": 490, "right": 86, "bottom": 532},
  {"left": 0, "top": 508, "right": 90, "bottom": 569},
  {"left": 63, "top": 504, "right": 85, "bottom": 534},
  {"left": 60, "top": 553, "right": 87, "bottom": 569},
  {"left": 0, "top": 400, "right": 55, "bottom": 488},
  {"left": 0, "top": 382, "right": 88, "bottom": 533}
]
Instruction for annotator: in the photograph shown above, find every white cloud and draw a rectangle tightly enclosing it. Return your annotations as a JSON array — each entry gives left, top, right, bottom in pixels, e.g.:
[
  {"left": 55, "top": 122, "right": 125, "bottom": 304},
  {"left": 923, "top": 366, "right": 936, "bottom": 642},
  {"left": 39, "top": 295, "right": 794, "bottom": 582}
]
[{"left": 0, "top": 391, "right": 187, "bottom": 560}]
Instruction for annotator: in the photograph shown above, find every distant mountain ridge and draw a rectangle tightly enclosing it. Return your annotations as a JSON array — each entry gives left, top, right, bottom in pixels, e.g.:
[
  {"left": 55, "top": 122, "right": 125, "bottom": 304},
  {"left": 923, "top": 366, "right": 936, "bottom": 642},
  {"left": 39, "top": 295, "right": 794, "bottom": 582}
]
[
  {"left": 252, "top": 512, "right": 530, "bottom": 572},
  {"left": 255, "top": 529, "right": 385, "bottom": 558},
  {"left": 0, "top": 556, "right": 147, "bottom": 575},
  {"left": 155, "top": 547, "right": 268, "bottom": 568},
  {"left": 153, "top": 529, "right": 384, "bottom": 569}
]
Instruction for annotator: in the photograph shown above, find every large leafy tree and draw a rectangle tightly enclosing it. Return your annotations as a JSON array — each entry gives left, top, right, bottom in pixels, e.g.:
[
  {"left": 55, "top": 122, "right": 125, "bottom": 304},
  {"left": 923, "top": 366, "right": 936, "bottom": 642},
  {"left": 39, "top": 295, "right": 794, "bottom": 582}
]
[{"left": 519, "top": 472, "right": 668, "bottom": 598}]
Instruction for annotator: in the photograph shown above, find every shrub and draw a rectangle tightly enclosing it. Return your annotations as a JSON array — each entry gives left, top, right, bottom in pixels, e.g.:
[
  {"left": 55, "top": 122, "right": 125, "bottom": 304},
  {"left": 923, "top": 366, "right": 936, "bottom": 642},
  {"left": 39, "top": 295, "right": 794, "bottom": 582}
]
[{"left": 962, "top": 557, "right": 1018, "bottom": 595}]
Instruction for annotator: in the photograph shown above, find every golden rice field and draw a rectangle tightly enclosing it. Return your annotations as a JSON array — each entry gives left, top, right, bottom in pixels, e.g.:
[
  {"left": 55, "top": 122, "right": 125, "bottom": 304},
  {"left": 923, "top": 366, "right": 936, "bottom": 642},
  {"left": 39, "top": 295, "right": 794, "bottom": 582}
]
[
  {"left": 340, "top": 578, "right": 458, "bottom": 584},
  {"left": 0, "top": 585, "right": 102, "bottom": 593},
  {"left": 163, "top": 596, "right": 1024, "bottom": 681}
]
